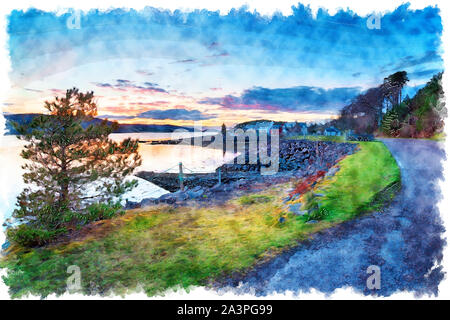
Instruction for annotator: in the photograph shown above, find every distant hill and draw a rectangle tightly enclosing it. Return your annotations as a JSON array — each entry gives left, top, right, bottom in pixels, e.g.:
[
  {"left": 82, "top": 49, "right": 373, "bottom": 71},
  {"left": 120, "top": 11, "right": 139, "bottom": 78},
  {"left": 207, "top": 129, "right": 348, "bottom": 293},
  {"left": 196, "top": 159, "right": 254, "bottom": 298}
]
[
  {"left": 234, "top": 119, "right": 285, "bottom": 130},
  {"left": 2, "top": 113, "right": 194, "bottom": 135}
]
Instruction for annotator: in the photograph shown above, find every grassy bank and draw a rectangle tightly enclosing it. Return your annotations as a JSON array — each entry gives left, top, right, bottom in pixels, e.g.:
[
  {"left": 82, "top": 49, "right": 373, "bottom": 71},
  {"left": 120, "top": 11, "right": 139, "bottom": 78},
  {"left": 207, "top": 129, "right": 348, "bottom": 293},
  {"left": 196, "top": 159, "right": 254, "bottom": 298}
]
[
  {"left": 0, "top": 142, "right": 400, "bottom": 298},
  {"left": 305, "top": 141, "right": 401, "bottom": 221}
]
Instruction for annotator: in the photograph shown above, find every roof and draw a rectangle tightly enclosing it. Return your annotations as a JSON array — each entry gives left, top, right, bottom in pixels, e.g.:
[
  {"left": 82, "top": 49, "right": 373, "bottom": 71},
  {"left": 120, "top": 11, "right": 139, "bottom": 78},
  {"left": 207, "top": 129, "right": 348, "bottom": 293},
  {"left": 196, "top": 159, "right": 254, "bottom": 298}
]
[{"left": 325, "top": 126, "right": 340, "bottom": 132}]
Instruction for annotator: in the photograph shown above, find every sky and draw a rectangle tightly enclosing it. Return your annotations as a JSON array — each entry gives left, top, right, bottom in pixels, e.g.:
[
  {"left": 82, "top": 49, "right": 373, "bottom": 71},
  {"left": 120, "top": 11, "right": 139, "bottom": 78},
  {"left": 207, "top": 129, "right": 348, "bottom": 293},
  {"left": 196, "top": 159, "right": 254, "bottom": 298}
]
[{"left": 2, "top": 3, "right": 444, "bottom": 127}]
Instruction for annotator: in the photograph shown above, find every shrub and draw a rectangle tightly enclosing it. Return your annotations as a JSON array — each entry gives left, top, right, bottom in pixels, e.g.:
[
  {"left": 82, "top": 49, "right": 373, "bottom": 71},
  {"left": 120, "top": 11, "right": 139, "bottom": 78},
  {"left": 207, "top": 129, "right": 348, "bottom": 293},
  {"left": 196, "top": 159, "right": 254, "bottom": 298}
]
[
  {"left": 78, "top": 202, "right": 124, "bottom": 225},
  {"left": 306, "top": 206, "right": 329, "bottom": 221},
  {"left": 6, "top": 202, "right": 124, "bottom": 247},
  {"left": 7, "top": 224, "right": 66, "bottom": 247}
]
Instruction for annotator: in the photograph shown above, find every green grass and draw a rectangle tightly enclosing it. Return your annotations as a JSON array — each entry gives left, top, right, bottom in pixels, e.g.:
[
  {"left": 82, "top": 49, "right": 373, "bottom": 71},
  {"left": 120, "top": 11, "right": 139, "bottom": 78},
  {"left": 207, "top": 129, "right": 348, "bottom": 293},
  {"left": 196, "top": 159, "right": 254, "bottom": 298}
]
[
  {"left": 310, "top": 142, "right": 401, "bottom": 222},
  {"left": 0, "top": 141, "right": 400, "bottom": 298},
  {"left": 429, "top": 132, "right": 446, "bottom": 141}
]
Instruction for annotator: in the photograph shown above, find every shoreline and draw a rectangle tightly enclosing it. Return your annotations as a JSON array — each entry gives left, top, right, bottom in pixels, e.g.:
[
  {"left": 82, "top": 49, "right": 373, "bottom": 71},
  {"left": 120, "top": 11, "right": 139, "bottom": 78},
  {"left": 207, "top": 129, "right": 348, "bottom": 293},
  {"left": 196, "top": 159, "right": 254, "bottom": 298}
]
[{"left": 130, "top": 139, "right": 358, "bottom": 208}]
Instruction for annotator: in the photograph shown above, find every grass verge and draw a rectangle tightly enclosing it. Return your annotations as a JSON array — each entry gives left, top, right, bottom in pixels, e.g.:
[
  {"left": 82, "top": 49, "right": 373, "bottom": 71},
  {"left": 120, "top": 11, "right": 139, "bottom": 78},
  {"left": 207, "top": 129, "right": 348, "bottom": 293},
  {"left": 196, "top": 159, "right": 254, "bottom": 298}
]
[
  {"left": 303, "top": 141, "right": 401, "bottom": 222},
  {"left": 0, "top": 142, "right": 400, "bottom": 298}
]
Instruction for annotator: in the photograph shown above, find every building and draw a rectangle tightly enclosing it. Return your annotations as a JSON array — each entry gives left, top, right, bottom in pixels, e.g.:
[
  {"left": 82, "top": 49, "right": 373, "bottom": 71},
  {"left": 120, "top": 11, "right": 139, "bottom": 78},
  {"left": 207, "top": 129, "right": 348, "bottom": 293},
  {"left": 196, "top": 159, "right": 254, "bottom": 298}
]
[
  {"left": 324, "top": 126, "right": 341, "bottom": 136},
  {"left": 282, "top": 122, "right": 308, "bottom": 136}
]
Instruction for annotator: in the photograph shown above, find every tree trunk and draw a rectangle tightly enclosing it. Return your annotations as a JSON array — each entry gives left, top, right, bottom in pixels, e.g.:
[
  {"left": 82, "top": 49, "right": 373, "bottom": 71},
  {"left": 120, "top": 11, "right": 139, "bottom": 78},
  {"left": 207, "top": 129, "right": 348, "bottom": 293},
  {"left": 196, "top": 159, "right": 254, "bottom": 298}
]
[{"left": 59, "top": 145, "right": 69, "bottom": 205}]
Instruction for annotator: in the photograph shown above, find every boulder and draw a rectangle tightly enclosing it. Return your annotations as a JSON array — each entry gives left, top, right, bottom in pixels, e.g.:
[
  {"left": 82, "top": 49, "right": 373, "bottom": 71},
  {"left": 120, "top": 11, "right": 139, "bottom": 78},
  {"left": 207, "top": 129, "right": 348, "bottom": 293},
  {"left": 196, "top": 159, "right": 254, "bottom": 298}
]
[
  {"left": 288, "top": 203, "right": 307, "bottom": 216},
  {"left": 1, "top": 241, "right": 10, "bottom": 251},
  {"left": 325, "top": 166, "right": 340, "bottom": 177},
  {"left": 187, "top": 188, "right": 204, "bottom": 199}
]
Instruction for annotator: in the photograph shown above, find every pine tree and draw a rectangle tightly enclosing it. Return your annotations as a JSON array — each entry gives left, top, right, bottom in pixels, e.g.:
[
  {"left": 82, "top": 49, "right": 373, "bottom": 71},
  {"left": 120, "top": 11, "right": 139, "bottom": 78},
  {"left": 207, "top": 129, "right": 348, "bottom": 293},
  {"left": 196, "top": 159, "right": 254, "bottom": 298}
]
[
  {"left": 10, "top": 88, "right": 141, "bottom": 242},
  {"left": 381, "top": 110, "right": 400, "bottom": 136}
]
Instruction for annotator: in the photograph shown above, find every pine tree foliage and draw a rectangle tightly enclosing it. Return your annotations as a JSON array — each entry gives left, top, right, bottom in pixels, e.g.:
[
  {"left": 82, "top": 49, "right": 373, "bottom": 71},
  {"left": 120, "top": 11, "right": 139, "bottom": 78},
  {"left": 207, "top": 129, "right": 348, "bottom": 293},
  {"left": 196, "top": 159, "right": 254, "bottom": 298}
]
[{"left": 11, "top": 88, "right": 142, "bottom": 233}]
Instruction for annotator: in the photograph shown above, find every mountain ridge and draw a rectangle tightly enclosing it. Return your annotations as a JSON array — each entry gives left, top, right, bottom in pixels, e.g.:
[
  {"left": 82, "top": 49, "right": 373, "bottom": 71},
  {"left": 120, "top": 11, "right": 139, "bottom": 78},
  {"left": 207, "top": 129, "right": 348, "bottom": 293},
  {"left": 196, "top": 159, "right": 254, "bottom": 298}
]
[{"left": 2, "top": 113, "right": 195, "bottom": 134}]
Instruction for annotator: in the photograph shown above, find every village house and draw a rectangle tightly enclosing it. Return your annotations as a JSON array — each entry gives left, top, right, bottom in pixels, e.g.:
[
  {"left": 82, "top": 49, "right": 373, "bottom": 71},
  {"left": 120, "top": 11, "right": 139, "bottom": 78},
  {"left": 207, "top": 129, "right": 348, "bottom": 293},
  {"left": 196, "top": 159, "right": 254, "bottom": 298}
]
[
  {"left": 324, "top": 126, "right": 341, "bottom": 136},
  {"left": 282, "top": 122, "right": 308, "bottom": 136}
]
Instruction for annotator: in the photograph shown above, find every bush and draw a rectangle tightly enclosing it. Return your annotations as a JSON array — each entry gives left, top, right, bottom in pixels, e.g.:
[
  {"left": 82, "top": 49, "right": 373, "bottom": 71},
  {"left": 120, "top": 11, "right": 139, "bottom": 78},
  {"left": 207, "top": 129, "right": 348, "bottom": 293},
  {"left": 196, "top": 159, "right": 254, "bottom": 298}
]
[
  {"left": 306, "top": 206, "right": 329, "bottom": 221},
  {"left": 6, "top": 202, "right": 124, "bottom": 247},
  {"left": 7, "top": 224, "right": 66, "bottom": 247},
  {"left": 76, "top": 202, "right": 124, "bottom": 225}
]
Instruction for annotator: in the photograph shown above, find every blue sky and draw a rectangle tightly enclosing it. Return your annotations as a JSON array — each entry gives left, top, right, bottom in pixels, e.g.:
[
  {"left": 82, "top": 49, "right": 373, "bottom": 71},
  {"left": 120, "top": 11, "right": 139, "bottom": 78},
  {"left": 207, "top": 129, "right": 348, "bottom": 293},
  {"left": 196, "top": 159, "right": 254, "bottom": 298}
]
[{"left": 4, "top": 3, "right": 444, "bottom": 126}]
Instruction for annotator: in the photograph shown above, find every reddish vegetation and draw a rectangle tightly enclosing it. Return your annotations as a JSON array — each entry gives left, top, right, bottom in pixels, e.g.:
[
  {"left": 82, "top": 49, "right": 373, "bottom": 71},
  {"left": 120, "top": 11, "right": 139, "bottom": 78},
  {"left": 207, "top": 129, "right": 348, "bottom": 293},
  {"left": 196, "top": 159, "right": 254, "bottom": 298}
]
[{"left": 289, "top": 170, "right": 326, "bottom": 198}]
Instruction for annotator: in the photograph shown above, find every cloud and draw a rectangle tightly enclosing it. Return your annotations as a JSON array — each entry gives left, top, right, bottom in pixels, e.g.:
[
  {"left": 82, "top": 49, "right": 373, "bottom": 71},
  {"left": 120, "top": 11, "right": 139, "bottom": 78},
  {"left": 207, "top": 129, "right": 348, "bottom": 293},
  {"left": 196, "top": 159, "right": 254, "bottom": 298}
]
[
  {"left": 136, "top": 70, "right": 154, "bottom": 76},
  {"left": 93, "top": 79, "right": 167, "bottom": 94},
  {"left": 408, "top": 68, "right": 442, "bottom": 79},
  {"left": 97, "top": 114, "right": 135, "bottom": 120},
  {"left": 128, "top": 101, "right": 168, "bottom": 106},
  {"left": 394, "top": 51, "right": 443, "bottom": 70},
  {"left": 172, "top": 59, "right": 197, "bottom": 64},
  {"left": 137, "top": 108, "right": 216, "bottom": 120},
  {"left": 48, "top": 88, "right": 66, "bottom": 95},
  {"left": 24, "top": 88, "right": 43, "bottom": 93},
  {"left": 8, "top": 4, "right": 442, "bottom": 85},
  {"left": 199, "top": 86, "right": 361, "bottom": 113}
]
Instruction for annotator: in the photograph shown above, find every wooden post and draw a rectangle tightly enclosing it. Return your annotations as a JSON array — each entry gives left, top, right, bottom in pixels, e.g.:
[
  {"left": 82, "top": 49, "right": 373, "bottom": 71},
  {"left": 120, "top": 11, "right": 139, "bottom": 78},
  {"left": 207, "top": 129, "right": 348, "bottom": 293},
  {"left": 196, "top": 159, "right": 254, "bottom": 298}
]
[
  {"left": 178, "top": 162, "right": 184, "bottom": 191},
  {"left": 218, "top": 167, "right": 221, "bottom": 185}
]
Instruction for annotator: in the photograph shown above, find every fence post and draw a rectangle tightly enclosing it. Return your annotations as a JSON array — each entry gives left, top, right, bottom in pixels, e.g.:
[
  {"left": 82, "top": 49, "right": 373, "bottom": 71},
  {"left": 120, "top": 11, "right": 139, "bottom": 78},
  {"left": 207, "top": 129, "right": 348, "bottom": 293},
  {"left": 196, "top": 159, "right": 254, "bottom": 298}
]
[
  {"left": 218, "top": 167, "right": 221, "bottom": 185},
  {"left": 178, "top": 162, "right": 184, "bottom": 191}
]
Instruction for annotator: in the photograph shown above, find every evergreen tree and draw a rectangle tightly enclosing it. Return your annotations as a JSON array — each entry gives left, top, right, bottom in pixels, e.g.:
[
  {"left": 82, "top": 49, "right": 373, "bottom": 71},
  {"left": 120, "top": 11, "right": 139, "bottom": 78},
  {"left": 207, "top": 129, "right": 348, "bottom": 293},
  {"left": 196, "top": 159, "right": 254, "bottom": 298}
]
[
  {"left": 10, "top": 88, "right": 141, "bottom": 244},
  {"left": 383, "top": 71, "right": 409, "bottom": 109}
]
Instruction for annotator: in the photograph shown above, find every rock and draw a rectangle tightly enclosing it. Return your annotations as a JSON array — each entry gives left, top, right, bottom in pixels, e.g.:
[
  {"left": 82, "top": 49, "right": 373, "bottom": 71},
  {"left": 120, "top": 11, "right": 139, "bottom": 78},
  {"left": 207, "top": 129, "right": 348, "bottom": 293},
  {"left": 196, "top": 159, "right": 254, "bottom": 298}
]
[
  {"left": 210, "top": 183, "right": 223, "bottom": 191},
  {"left": 1, "top": 241, "right": 10, "bottom": 251},
  {"left": 288, "top": 203, "right": 306, "bottom": 216},
  {"left": 313, "top": 193, "right": 325, "bottom": 197},
  {"left": 160, "top": 193, "right": 174, "bottom": 201},
  {"left": 279, "top": 217, "right": 286, "bottom": 223},
  {"left": 187, "top": 188, "right": 204, "bottom": 199},
  {"left": 164, "top": 198, "right": 176, "bottom": 204},
  {"left": 140, "top": 198, "right": 156, "bottom": 207},
  {"left": 325, "top": 166, "right": 340, "bottom": 177},
  {"left": 178, "top": 193, "right": 189, "bottom": 201},
  {"left": 125, "top": 200, "right": 141, "bottom": 209},
  {"left": 306, "top": 220, "right": 318, "bottom": 224}
]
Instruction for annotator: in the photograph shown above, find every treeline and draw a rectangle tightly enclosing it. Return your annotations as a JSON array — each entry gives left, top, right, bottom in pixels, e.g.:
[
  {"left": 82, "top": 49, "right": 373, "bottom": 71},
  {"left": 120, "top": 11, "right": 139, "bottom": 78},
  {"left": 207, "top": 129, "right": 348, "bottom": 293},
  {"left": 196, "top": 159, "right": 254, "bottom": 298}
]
[
  {"left": 381, "top": 73, "right": 445, "bottom": 138},
  {"left": 320, "top": 71, "right": 445, "bottom": 138}
]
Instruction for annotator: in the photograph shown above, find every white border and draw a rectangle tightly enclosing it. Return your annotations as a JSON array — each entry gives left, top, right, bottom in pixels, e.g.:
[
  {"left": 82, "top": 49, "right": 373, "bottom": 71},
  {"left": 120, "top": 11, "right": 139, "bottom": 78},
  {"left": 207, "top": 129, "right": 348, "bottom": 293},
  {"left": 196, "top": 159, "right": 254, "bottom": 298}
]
[{"left": 0, "top": 0, "right": 449, "bottom": 300}]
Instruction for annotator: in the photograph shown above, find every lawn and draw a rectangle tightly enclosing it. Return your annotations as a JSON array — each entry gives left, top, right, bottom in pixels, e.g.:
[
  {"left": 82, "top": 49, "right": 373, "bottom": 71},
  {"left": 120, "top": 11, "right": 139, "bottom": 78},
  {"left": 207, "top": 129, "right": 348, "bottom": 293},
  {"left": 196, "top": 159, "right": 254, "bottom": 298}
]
[{"left": 0, "top": 141, "right": 400, "bottom": 298}]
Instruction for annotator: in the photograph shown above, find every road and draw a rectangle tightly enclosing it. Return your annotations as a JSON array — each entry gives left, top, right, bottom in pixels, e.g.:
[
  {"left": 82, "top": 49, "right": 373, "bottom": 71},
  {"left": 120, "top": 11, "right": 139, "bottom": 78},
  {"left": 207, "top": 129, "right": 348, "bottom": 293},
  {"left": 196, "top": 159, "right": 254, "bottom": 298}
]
[{"left": 222, "top": 139, "right": 446, "bottom": 296}]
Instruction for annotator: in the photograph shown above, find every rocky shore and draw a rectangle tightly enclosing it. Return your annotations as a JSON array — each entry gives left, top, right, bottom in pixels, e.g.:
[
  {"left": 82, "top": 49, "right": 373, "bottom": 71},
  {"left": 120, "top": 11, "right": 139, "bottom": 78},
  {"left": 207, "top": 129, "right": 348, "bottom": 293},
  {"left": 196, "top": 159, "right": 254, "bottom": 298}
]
[{"left": 127, "top": 139, "right": 357, "bottom": 209}]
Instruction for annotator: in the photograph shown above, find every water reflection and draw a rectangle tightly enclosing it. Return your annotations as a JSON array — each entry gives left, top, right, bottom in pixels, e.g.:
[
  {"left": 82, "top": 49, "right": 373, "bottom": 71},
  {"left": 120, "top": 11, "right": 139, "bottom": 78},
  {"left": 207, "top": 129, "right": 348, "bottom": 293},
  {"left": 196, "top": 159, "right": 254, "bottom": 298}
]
[{"left": 0, "top": 133, "right": 235, "bottom": 221}]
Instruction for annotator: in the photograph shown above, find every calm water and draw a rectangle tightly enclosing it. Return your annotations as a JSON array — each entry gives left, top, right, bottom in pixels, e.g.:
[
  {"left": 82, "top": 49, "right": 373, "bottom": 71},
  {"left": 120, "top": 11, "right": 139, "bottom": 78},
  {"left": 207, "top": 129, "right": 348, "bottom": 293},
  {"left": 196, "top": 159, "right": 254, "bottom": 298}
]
[{"left": 0, "top": 133, "right": 235, "bottom": 221}]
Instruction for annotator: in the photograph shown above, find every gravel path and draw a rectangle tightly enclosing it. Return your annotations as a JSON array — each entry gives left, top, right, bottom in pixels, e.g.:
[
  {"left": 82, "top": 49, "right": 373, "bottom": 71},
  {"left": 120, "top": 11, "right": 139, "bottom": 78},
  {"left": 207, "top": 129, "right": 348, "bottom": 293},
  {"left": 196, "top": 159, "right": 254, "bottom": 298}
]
[{"left": 221, "top": 139, "right": 446, "bottom": 297}]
